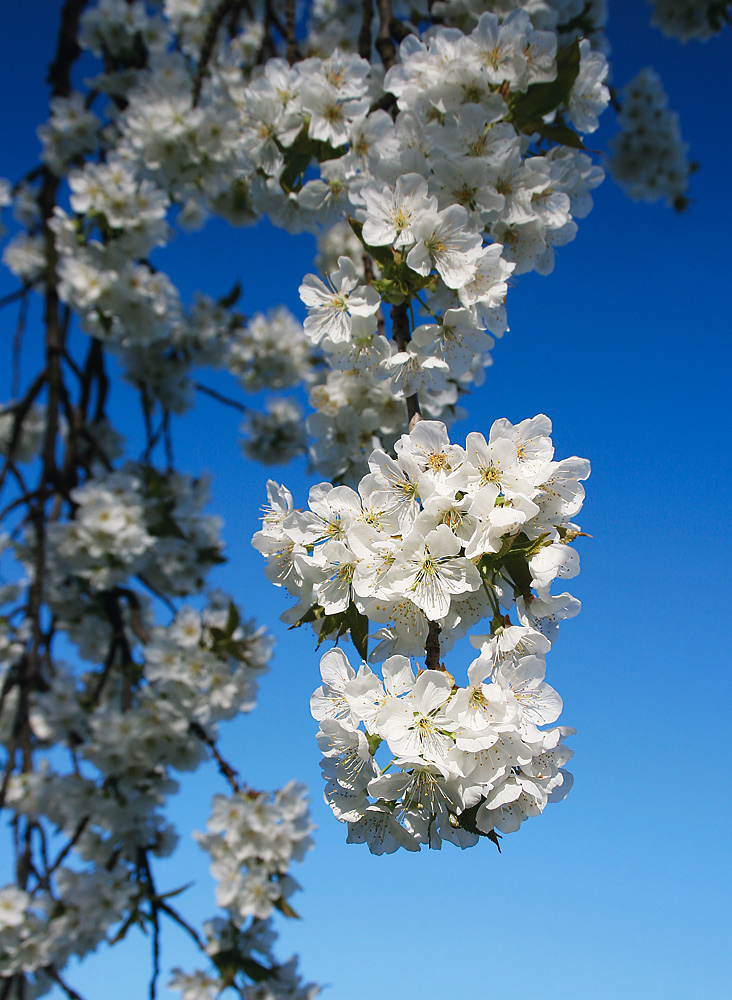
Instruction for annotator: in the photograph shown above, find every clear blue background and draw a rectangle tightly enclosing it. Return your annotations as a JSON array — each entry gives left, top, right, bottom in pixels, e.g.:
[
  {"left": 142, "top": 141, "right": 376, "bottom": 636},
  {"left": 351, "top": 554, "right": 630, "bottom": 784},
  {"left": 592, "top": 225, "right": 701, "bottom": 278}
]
[{"left": 1, "top": 3, "right": 731, "bottom": 998}]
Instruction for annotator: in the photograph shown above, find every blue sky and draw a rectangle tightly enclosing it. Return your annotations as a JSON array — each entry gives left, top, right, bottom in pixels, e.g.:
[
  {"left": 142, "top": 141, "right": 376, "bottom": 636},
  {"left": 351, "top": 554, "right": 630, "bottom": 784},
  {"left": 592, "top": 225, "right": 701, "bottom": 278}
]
[{"left": 1, "top": 3, "right": 731, "bottom": 999}]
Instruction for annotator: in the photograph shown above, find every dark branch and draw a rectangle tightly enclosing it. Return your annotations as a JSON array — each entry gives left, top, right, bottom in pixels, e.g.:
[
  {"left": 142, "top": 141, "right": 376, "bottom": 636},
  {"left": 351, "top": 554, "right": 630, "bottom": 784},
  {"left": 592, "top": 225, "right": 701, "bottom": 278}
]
[
  {"left": 191, "top": 722, "right": 241, "bottom": 792},
  {"left": 390, "top": 302, "right": 421, "bottom": 423},
  {"left": 193, "top": 0, "right": 243, "bottom": 107},
  {"left": 425, "top": 620, "right": 442, "bottom": 671},
  {"left": 375, "top": 0, "right": 398, "bottom": 70},
  {"left": 359, "top": 0, "right": 374, "bottom": 59},
  {"left": 194, "top": 381, "right": 248, "bottom": 412}
]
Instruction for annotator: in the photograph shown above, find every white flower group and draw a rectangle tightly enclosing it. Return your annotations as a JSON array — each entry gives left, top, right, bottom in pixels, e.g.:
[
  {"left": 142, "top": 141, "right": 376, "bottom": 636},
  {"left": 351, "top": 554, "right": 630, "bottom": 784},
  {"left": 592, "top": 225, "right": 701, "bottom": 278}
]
[
  {"left": 311, "top": 640, "right": 574, "bottom": 853},
  {"left": 253, "top": 413, "right": 589, "bottom": 660},
  {"left": 607, "top": 67, "right": 691, "bottom": 207},
  {"left": 195, "top": 782, "right": 314, "bottom": 922}
]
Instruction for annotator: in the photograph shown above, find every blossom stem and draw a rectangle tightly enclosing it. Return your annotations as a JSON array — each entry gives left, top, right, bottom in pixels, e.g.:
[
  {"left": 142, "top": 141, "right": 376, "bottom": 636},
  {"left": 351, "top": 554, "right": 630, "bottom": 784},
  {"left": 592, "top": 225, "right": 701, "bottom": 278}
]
[
  {"left": 359, "top": 0, "right": 374, "bottom": 58},
  {"left": 425, "top": 619, "right": 442, "bottom": 671},
  {"left": 194, "top": 381, "right": 248, "bottom": 412},
  {"left": 193, "top": 0, "right": 241, "bottom": 107},
  {"left": 375, "top": 0, "right": 397, "bottom": 69},
  {"left": 390, "top": 302, "right": 421, "bottom": 423}
]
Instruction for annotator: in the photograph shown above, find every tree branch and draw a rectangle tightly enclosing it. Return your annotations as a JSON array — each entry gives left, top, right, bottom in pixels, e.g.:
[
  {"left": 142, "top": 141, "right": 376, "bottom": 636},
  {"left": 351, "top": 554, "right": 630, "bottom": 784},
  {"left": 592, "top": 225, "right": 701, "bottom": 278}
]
[
  {"left": 375, "top": 0, "right": 398, "bottom": 70},
  {"left": 359, "top": 0, "right": 374, "bottom": 59},
  {"left": 390, "top": 302, "right": 421, "bottom": 423},
  {"left": 425, "top": 619, "right": 442, "bottom": 671},
  {"left": 194, "top": 381, "right": 248, "bottom": 412},
  {"left": 191, "top": 722, "right": 241, "bottom": 792}
]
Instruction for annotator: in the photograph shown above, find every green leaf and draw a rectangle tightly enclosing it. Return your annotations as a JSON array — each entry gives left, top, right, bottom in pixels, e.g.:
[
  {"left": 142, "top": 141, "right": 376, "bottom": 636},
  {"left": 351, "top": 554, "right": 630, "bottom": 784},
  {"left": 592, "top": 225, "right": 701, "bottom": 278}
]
[
  {"left": 314, "top": 611, "right": 349, "bottom": 649},
  {"left": 211, "top": 949, "right": 272, "bottom": 985},
  {"left": 288, "top": 602, "right": 325, "bottom": 628},
  {"left": 501, "top": 551, "right": 533, "bottom": 599},
  {"left": 348, "top": 217, "right": 396, "bottom": 271},
  {"left": 279, "top": 127, "right": 346, "bottom": 193},
  {"left": 217, "top": 280, "right": 241, "bottom": 309},
  {"left": 274, "top": 896, "right": 301, "bottom": 919},
  {"left": 455, "top": 802, "right": 503, "bottom": 850},
  {"left": 289, "top": 600, "right": 368, "bottom": 659},
  {"left": 224, "top": 599, "right": 240, "bottom": 637},
  {"left": 209, "top": 600, "right": 241, "bottom": 659},
  {"left": 239, "top": 958, "right": 272, "bottom": 983},
  {"left": 155, "top": 881, "right": 193, "bottom": 902},
  {"left": 345, "top": 601, "right": 369, "bottom": 660},
  {"left": 509, "top": 39, "right": 581, "bottom": 125},
  {"left": 537, "top": 122, "right": 588, "bottom": 150}
]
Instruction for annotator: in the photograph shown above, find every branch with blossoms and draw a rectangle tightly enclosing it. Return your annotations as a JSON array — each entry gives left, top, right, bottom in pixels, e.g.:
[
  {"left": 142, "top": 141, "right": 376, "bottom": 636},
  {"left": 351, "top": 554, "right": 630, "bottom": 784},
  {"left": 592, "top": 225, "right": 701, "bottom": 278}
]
[
  {"left": 0, "top": 0, "right": 712, "bottom": 996},
  {"left": 254, "top": 413, "right": 587, "bottom": 851}
]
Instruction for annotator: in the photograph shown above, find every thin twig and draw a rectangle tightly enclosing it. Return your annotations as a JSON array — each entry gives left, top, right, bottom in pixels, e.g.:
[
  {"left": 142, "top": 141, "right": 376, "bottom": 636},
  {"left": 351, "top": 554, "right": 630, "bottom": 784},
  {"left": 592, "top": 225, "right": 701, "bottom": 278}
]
[
  {"left": 375, "top": 0, "right": 397, "bottom": 70},
  {"left": 47, "top": 816, "right": 89, "bottom": 877},
  {"left": 46, "top": 968, "right": 87, "bottom": 1000},
  {"left": 284, "top": 0, "right": 300, "bottom": 64},
  {"left": 191, "top": 722, "right": 241, "bottom": 792},
  {"left": 0, "top": 285, "right": 32, "bottom": 311},
  {"left": 425, "top": 620, "right": 442, "bottom": 671},
  {"left": 158, "top": 899, "right": 206, "bottom": 951},
  {"left": 194, "top": 381, "right": 248, "bottom": 412},
  {"left": 193, "top": 0, "right": 242, "bottom": 107},
  {"left": 390, "top": 302, "right": 421, "bottom": 422}
]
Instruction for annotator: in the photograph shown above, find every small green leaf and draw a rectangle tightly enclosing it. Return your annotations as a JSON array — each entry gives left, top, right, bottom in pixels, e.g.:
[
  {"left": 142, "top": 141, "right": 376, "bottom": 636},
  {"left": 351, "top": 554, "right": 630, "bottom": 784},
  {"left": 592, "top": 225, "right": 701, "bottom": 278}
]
[
  {"left": 345, "top": 601, "right": 369, "bottom": 660},
  {"left": 224, "top": 599, "right": 240, "bottom": 637},
  {"left": 217, "top": 280, "right": 241, "bottom": 309},
  {"left": 288, "top": 602, "right": 325, "bottom": 629},
  {"left": 538, "top": 122, "right": 588, "bottom": 150},
  {"left": 509, "top": 39, "right": 581, "bottom": 125},
  {"left": 274, "top": 896, "right": 301, "bottom": 919},
  {"left": 155, "top": 881, "right": 193, "bottom": 902},
  {"left": 239, "top": 957, "right": 272, "bottom": 983}
]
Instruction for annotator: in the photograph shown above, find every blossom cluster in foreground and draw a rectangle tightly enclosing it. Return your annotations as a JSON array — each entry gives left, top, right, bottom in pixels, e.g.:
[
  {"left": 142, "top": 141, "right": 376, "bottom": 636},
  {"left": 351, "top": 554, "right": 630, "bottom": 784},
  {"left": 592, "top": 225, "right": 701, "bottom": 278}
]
[
  {"left": 254, "top": 414, "right": 588, "bottom": 661},
  {"left": 2, "top": 0, "right": 699, "bottom": 992},
  {"left": 254, "top": 412, "right": 587, "bottom": 850},
  {"left": 312, "top": 644, "right": 573, "bottom": 853}
]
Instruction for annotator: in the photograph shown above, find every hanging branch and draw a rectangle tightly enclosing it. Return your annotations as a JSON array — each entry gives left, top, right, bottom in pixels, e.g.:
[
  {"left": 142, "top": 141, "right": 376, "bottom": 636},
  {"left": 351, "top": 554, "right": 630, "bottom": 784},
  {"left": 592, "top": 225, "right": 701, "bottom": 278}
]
[
  {"left": 194, "top": 381, "right": 248, "bottom": 412},
  {"left": 190, "top": 721, "right": 242, "bottom": 793},
  {"left": 11, "top": 298, "right": 29, "bottom": 399},
  {"left": 192, "top": 0, "right": 243, "bottom": 107},
  {"left": 359, "top": 0, "right": 374, "bottom": 59},
  {"left": 425, "top": 620, "right": 442, "bottom": 671},
  {"left": 375, "top": 0, "right": 398, "bottom": 70},
  {"left": 284, "top": 0, "right": 301, "bottom": 64},
  {"left": 362, "top": 253, "right": 386, "bottom": 337},
  {"left": 46, "top": 0, "right": 89, "bottom": 97},
  {"left": 390, "top": 302, "right": 421, "bottom": 424}
]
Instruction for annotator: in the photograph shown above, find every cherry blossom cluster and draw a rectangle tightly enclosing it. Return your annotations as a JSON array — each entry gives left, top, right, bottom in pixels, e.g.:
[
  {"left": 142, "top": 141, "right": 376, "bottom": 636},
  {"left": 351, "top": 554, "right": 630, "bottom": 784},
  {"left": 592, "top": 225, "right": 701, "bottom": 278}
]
[
  {"left": 607, "top": 68, "right": 691, "bottom": 208},
  {"left": 311, "top": 644, "right": 574, "bottom": 853},
  {"left": 170, "top": 783, "right": 318, "bottom": 1000},
  {"left": 0, "top": 0, "right": 702, "bottom": 995},
  {"left": 648, "top": 0, "right": 731, "bottom": 41},
  {"left": 45, "top": 464, "right": 223, "bottom": 595},
  {"left": 0, "top": 590, "right": 301, "bottom": 994},
  {"left": 1, "top": 0, "right": 613, "bottom": 482},
  {"left": 254, "top": 415, "right": 588, "bottom": 655},
  {"left": 195, "top": 783, "right": 314, "bottom": 923},
  {"left": 278, "top": 15, "right": 606, "bottom": 474},
  {"left": 255, "top": 412, "right": 587, "bottom": 849}
]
